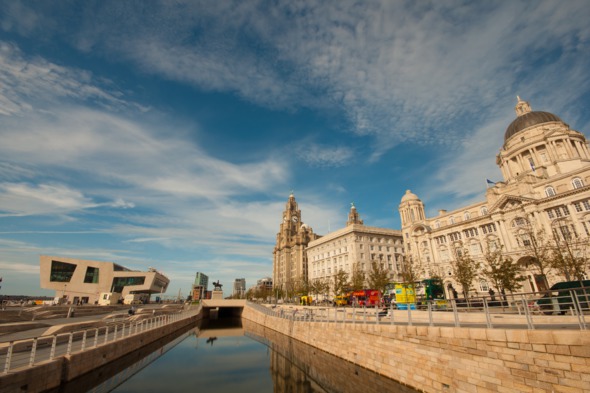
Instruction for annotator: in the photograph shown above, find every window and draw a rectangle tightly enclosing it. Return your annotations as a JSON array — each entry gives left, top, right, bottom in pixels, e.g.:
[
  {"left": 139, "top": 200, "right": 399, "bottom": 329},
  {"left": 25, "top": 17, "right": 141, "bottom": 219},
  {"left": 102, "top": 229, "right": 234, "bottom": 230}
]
[
  {"left": 546, "top": 206, "right": 569, "bottom": 219},
  {"left": 545, "top": 186, "right": 556, "bottom": 197},
  {"left": 572, "top": 177, "right": 584, "bottom": 189},
  {"left": 479, "top": 280, "right": 489, "bottom": 292},
  {"left": 463, "top": 211, "right": 471, "bottom": 220},
  {"left": 111, "top": 276, "right": 146, "bottom": 293},
  {"left": 463, "top": 228, "right": 478, "bottom": 238},
  {"left": 481, "top": 223, "right": 496, "bottom": 234},
  {"left": 512, "top": 217, "right": 528, "bottom": 227},
  {"left": 50, "top": 260, "right": 77, "bottom": 282},
  {"left": 434, "top": 236, "right": 447, "bottom": 245},
  {"left": 480, "top": 207, "right": 488, "bottom": 215},
  {"left": 449, "top": 216, "right": 455, "bottom": 224},
  {"left": 470, "top": 243, "right": 481, "bottom": 255},
  {"left": 435, "top": 220, "right": 440, "bottom": 228},
  {"left": 449, "top": 232, "right": 461, "bottom": 241},
  {"left": 84, "top": 266, "right": 99, "bottom": 284}
]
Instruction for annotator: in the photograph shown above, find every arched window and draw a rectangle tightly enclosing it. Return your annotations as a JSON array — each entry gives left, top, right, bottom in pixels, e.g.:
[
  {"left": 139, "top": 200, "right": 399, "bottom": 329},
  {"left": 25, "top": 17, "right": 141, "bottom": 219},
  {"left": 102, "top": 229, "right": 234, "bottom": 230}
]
[
  {"left": 449, "top": 216, "right": 455, "bottom": 224},
  {"left": 480, "top": 206, "right": 488, "bottom": 215},
  {"left": 479, "top": 280, "right": 489, "bottom": 292},
  {"left": 434, "top": 220, "right": 440, "bottom": 229},
  {"left": 572, "top": 177, "right": 584, "bottom": 189},
  {"left": 545, "top": 186, "right": 556, "bottom": 197},
  {"left": 463, "top": 211, "right": 471, "bottom": 220}
]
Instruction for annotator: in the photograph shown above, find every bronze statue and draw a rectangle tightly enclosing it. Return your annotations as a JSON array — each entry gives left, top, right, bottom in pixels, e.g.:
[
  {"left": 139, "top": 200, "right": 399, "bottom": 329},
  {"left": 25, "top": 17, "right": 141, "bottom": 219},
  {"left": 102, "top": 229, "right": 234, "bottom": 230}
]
[{"left": 213, "top": 280, "right": 222, "bottom": 290}]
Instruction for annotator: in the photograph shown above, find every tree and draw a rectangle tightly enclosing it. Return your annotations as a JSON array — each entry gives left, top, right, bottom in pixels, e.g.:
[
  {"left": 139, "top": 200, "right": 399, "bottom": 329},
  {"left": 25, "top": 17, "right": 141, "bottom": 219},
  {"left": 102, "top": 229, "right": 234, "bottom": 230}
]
[
  {"left": 450, "top": 247, "right": 480, "bottom": 298},
  {"left": 350, "top": 262, "right": 366, "bottom": 291},
  {"left": 549, "top": 222, "right": 589, "bottom": 281},
  {"left": 367, "top": 260, "right": 390, "bottom": 293},
  {"left": 399, "top": 254, "right": 422, "bottom": 285},
  {"left": 333, "top": 269, "right": 349, "bottom": 297},
  {"left": 518, "top": 227, "right": 553, "bottom": 290},
  {"left": 481, "top": 240, "right": 526, "bottom": 296}
]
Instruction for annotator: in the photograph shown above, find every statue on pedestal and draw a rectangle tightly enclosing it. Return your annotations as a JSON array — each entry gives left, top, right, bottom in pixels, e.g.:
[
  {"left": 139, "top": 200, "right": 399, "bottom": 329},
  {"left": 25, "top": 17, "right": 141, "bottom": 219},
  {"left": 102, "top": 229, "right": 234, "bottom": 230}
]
[{"left": 213, "top": 280, "right": 223, "bottom": 290}]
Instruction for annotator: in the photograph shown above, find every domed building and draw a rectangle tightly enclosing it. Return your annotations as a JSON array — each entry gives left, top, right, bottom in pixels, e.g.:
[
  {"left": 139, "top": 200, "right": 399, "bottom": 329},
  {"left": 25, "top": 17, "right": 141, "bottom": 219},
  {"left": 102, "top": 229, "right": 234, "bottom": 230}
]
[{"left": 399, "top": 97, "right": 590, "bottom": 297}]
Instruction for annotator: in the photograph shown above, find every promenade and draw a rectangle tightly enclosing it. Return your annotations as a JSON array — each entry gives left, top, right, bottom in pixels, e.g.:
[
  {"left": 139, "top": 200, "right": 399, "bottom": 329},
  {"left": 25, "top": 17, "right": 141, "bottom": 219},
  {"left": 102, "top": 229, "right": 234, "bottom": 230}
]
[{"left": 0, "top": 303, "right": 199, "bottom": 393}]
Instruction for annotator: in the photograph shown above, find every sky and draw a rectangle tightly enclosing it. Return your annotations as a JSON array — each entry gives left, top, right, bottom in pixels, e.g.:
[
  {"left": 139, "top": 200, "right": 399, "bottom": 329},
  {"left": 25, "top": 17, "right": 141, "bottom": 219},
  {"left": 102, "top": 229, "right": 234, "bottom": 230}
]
[{"left": 1, "top": 1, "right": 589, "bottom": 298}]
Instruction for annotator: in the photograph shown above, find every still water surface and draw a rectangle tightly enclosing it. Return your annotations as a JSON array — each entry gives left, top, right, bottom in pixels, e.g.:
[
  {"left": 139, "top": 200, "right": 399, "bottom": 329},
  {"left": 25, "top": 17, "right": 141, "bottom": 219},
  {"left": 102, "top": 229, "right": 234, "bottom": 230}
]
[{"left": 84, "top": 318, "right": 417, "bottom": 393}]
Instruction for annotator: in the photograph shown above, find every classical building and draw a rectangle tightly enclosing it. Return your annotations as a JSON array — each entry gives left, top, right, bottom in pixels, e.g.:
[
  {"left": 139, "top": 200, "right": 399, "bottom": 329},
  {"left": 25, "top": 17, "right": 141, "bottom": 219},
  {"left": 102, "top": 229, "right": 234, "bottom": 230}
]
[
  {"left": 272, "top": 193, "right": 319, "bottom": 293},
  {"left": 307, "top": 203, "right": 404, "bottom": 297},
  {"left": 399, "top": 97, "right": 590, "bottom": 297},
  {"left": 40, "top": 255, "right": 169, "bottom": 304}
]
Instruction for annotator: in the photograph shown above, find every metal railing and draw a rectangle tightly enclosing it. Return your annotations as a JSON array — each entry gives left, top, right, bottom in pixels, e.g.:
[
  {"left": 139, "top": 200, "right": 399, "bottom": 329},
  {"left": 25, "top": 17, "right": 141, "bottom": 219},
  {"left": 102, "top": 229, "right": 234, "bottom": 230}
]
[
  {"left": 248, "top": 288, "right": 588, "bottom": 331},
  {"left": 1, "top": 307, "right": 200, "bottom": 374}
]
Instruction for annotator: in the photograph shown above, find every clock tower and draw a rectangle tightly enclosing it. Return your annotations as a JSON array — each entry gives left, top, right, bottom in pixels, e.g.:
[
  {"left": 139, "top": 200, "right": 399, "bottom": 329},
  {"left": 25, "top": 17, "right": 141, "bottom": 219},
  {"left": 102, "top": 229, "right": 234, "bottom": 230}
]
[{"left": 272, "top": 192, "right": 319, "bottom": 296}]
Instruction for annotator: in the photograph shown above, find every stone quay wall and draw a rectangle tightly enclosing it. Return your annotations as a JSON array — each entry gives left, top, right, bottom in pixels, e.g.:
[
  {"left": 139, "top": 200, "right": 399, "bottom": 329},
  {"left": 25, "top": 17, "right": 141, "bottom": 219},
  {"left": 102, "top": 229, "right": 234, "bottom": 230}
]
[
  {"left": 0, "top": 311, "right": 201, "bottom": 393},
  {"left": 242, "top": 305, "right": 590, "bottom": 393}
]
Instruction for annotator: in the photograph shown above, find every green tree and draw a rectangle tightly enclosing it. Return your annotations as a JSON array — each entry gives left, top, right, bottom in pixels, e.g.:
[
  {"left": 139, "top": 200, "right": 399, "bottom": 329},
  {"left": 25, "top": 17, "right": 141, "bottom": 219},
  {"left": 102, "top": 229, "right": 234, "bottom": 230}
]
[
  {"left": 481, "top": 240, "right": 525, "bottom": 295},
  {"left": 367, "top": 260, "right": 390, "bottom": 293},
  {"left": 333, "top": 269, "right": 349, "bottom": 297},
  {"left": 498, "top": 257, "right": 526, "bottom": 294},
  {"left": 451, "top": 247, "right": 480, "bottom": 298},
  {"left": 350, "top": 262, "right": 366, "bottom": 291}
]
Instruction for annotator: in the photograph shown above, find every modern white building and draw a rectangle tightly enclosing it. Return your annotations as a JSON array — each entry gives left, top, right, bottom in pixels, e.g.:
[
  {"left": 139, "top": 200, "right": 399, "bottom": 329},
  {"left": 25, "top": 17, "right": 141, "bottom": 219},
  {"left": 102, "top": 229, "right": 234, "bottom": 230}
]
[{"left": 40, "top": 255, "right": 169, "bottom": 305}]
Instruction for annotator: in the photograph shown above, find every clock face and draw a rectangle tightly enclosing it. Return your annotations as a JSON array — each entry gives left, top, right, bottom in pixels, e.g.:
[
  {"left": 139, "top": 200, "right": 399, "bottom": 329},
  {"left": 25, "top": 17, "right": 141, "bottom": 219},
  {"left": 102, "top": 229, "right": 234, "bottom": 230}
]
[{"left": 292, "top": 216, "right": 298, "bottom": 222}]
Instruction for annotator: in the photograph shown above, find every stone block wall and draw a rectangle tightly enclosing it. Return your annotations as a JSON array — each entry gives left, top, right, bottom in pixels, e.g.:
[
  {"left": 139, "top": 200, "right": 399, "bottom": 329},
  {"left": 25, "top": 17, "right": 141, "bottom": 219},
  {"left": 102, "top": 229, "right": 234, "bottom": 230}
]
[{"left": 242, "top": 306, "right": 590, "bottom": 392}]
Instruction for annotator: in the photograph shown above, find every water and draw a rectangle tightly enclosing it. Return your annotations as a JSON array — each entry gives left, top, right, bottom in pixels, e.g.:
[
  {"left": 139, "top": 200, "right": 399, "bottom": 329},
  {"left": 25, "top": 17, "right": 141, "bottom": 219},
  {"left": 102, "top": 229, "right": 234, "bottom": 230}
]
[{"left": 71, "top": 318, "right": 417, "bottom": 393}]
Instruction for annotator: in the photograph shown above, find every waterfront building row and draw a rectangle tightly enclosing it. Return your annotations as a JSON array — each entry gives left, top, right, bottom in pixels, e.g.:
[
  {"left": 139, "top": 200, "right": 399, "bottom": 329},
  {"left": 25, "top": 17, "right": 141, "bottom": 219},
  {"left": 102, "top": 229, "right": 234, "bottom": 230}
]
[{"left": 272, "top": 98, "right": 590, "bottom": 299}]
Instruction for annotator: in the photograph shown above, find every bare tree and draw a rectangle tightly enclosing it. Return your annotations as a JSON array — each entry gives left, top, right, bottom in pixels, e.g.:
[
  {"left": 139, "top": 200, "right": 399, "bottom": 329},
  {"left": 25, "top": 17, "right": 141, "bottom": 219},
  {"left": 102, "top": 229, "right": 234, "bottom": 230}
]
[
  {"left": 549, "top": 221, "right": 589, "bottom": 281},
  {"left": 450, "top": 246, "right": 480, "bottom": 298},
  {"left": 399, "top": 254, "right": 422, "bottom": 285},
  {"left": 518, "top": 227, "right": 553, "bottom": 290}
]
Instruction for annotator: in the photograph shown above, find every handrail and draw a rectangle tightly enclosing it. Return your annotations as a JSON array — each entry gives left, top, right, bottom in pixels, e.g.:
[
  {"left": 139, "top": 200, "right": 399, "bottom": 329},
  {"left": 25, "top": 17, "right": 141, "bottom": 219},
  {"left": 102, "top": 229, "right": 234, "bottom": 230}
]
[
  {"left": 247, "top": 287, "right": 588, "bottom": 331},
  {"left": 1, "top": 305, "right": 200, "bottom": 374}
]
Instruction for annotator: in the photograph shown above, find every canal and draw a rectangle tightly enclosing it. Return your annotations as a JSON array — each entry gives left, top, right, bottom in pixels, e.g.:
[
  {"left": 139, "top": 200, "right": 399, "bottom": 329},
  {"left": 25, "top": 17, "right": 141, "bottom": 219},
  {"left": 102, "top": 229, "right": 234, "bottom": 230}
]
[{"left": 60, "top": 317, "right": 417, "bottom": 393}]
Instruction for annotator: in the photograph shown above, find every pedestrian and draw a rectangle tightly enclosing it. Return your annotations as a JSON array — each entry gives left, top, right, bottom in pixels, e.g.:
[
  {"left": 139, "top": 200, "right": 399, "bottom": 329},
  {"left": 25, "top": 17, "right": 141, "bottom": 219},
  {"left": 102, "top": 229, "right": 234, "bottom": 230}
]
[{"left": 488, "top": 288, "right": 496, "bottom": 301}]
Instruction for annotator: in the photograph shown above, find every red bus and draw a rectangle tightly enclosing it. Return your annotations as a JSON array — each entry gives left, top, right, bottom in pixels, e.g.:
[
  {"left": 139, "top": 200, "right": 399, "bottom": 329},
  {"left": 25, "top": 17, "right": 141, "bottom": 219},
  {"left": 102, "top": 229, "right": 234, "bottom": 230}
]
[{"left": 351, "top": 289, "right": 381, "bottom": 306}]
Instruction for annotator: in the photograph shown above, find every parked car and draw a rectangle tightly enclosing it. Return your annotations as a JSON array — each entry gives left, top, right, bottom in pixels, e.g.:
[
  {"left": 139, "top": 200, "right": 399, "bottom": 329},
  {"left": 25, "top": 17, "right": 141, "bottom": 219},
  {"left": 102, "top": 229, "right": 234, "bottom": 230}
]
[{"left": 536, "top": 280, "right": 590, "bottom": 315}]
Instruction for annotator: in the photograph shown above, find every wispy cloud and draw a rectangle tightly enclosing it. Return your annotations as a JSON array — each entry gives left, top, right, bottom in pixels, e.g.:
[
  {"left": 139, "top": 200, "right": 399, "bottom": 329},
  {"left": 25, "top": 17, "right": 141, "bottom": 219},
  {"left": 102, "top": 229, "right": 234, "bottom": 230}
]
[{"left": 296, "top": 143, "right": 354, "bottom": 167}]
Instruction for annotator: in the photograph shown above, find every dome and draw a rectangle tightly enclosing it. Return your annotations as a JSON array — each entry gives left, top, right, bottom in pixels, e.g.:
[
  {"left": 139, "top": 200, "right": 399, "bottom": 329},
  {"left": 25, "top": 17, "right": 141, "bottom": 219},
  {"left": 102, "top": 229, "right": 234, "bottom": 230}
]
[
  {"left": 504, "top": 111, "right": 562, "bottom": 142},
  {"left": 401, "top": 189, "right": 420, "bottom": 202}
]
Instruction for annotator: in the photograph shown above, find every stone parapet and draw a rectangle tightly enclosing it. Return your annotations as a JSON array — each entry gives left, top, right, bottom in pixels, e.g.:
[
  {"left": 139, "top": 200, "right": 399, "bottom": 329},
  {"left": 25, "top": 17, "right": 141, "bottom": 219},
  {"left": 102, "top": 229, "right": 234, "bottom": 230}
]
[{"left": 242, "top": 305, "right": 590, "bottom": 392}]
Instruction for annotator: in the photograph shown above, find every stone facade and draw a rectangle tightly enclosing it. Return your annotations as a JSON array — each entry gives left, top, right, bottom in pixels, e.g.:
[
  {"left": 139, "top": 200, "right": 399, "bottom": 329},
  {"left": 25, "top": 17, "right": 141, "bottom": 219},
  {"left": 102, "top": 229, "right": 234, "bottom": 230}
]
[
  {"left": 272, "top": 193, "right": 319, "bottom": 293},
  {"left": 243, "top": 304, "right": 590, "bottom": 393},
  {"left": 399, "top": 98, "right": 590, "bottom": 297},
  {"left": 307, "top": 203, "right": 403, "bottom": 296}
]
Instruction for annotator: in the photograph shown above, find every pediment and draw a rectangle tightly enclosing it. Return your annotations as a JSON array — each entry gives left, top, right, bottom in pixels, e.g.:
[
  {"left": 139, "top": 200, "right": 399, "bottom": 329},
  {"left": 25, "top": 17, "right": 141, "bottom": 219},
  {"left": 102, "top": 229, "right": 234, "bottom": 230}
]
[{"left": 489, "top": 194, "right": 535, "bottom": 213}]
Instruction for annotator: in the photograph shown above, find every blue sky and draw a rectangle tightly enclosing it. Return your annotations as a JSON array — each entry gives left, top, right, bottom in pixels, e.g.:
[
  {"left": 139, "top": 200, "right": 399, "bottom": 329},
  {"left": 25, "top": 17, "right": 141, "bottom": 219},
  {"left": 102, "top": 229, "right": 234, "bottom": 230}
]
[{"left": 1, "top": 1, "right": 589, "bottom": 298}]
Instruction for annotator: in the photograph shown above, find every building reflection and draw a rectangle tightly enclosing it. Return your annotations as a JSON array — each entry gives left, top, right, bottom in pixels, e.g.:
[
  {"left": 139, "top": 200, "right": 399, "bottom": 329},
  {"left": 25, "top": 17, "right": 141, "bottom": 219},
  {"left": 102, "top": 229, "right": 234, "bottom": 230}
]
[{"left": 243, "top": 319, "right": 418, "bottom": 393}]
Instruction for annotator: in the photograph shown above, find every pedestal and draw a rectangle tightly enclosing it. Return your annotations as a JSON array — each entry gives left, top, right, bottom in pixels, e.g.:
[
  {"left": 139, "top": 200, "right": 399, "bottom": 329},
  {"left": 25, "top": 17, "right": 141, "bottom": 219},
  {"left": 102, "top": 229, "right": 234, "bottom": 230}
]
[{"left": 211, "top": 290, "right": 224, "bottom": 300}]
